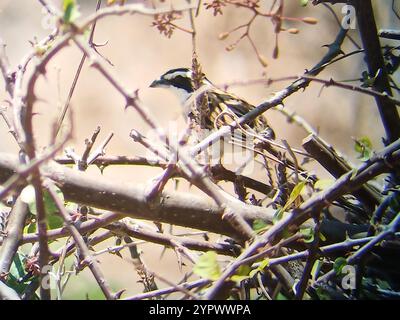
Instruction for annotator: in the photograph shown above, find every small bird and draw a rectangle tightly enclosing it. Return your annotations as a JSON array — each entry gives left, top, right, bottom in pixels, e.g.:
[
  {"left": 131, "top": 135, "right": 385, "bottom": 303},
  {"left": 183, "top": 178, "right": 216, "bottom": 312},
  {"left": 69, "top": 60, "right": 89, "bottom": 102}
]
[{"left": 149, "top": 68, "right": 275, "bottom": 140}]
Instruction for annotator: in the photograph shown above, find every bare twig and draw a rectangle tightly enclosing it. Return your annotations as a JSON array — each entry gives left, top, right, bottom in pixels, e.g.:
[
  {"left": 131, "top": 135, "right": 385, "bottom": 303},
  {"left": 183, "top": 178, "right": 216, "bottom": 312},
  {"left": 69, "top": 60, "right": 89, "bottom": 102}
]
[
  {"left": 46, "top": 181, "right": 116, "bottom": 300},
  {"left": 54, "top": 0, "right": 103, "bottom": 139}
]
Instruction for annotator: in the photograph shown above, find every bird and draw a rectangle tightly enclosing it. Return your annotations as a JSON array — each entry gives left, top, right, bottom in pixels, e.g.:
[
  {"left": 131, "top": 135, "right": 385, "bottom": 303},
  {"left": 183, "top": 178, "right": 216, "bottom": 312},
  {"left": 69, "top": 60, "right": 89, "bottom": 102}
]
[{"left": 149, "top": 67, "right": 275, "bottom": 141}]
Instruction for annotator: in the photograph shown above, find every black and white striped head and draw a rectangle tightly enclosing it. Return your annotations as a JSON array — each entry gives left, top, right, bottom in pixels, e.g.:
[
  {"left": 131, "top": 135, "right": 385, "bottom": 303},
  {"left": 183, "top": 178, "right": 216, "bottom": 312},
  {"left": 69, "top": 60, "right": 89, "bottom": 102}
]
[{"left": 150, "top": 68, "right": 209, "bottom": 103}]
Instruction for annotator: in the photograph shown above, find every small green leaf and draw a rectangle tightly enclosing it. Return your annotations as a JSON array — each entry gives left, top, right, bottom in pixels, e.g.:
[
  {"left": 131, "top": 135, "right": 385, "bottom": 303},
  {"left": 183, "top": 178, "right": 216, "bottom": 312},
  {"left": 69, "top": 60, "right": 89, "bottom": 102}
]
[
  {"left": 300, "top": 227, "right": 314, "bottom": 243},
  {"left": 311, "top": 259, "right": 323, "bottom": 282},
  {"left": 193, "top": 251, "right": 221, "bottom": 281},
  {"left": 20, "top": 185, "right": 64, "bottom": 229},
  {"left": 354, "top": 136, "right": 373, "bottom": 161},
  {"left": 248, "top": 268, "right": 259, "bottom": 278},
  {"left": 230, "top": 275, "right": 250, "bottom": 283},
  {"left": 314, "top": 179, "right": 334, "bottom": 191},
  {"left": 333, "top": 257, "right": 347, "bottom": 275},
  {"left": 43, "top": 186, "right": 64, "bottom": 216},
  {"left": 252, "top": 219, "right": 269, "bottom": 232},
  {"left": 274, "top": 180, "right": 306, "bottom": 222},
  {"left": 6, "top": 252, "right": 37, "bottom": 295},
  {"left": 287, "top": 181, "right": 307, "bottom": 205},
  {"left": 63, "top": 0, "right": 81, "bottom": 24},
  {"left": 231, "top": 265, "right": 251, "bottom": 283},
  {"left": 24, "top": 222, "right": 37, "bottom": 234},
  {"left": 236, "top": 264, "right": 251, "bottom": 276},
  {"left": 300, "top": 0, "right": 309, "bottom": 6},
  {"left": 276, "top": 292, "right": 288, "bottom": 300},
  {"left": 376, "top": 279, "right": 392, "bottom": 290},
  {"left": 47, "top": 213, "right": 64, "bottom": 229},
  {"left": 350, "top": 168, "right": 358, "bottom": 180},
  {"left": 9, "top": 252, "right": 25, "bottom": 280},
  {"left": 315, "top": 286, "right": 331, "bottom": 300},
  {"left": 360, "top": 69, "right": 380, "bottom": 88},
  {"left": 259, "top": 258, "right": 270, "bottom": 270}
]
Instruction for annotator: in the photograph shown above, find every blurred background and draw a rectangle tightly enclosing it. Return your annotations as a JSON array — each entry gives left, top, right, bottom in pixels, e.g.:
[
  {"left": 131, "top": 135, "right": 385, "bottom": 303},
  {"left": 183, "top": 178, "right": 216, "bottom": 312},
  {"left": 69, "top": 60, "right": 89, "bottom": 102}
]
[{"left": 0, "top": 0, "right": 398, "bottom": 299}]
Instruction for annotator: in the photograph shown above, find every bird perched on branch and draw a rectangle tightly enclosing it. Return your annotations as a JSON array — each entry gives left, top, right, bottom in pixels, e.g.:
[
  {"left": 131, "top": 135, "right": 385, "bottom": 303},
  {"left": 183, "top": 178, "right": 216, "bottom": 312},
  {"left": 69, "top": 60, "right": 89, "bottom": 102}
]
[{"left": 149, "top": 67, "right": 275, "bottom": 141}]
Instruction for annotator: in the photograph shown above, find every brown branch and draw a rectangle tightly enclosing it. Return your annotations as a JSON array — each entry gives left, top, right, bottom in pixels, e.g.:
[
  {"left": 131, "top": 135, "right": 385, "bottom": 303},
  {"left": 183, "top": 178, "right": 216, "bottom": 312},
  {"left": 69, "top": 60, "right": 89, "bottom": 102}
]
[
  {"left": 54, "top": 0, "right": 102, "bottom": 139},
  {"left": 0, "top": 38, "right": 14, "bottom": 96},
  {"left": 204, "top": 138, "right": 400, "bottom": 299},
  {"left": 191, "top": 26, "right": 350, "bottom": 156},
  {"left": 353, "top": 0, "right": 400, "bottom": 143},
  {"left": 0, "top": 153, "right": 275, "bottom": 240},
  {"left": 301, "top": 74, "right": 400, "bottom": 107},
  {"left": 0, "top": 197, "right": 29, "bottom": 276},
  {"left": 46, "top": 181, "right": 116, "bottom": 300},
  {"left": 0, "top": 148, "right": 396, "bottom": 243},
  {"left": 54, "top": 155, "right": 167, "bottom": 167},
  {"left": 105, "top": 220, "right": 240, "bottom": 257},
  {"left": 20, "top": 211, "right": 122, "bottom": 244},
  {"left": 125, "top": 279, "right": 209, "bottom": 300},
  {"left": 31, "top": 175, "right": 50, "bottom": 300}
]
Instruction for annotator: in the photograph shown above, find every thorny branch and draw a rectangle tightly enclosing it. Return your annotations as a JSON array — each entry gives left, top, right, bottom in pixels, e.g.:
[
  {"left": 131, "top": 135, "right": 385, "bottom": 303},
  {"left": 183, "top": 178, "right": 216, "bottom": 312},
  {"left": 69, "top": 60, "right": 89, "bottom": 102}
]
[{"left": 0, "top": 0, "right": 399, "bottom": 300}]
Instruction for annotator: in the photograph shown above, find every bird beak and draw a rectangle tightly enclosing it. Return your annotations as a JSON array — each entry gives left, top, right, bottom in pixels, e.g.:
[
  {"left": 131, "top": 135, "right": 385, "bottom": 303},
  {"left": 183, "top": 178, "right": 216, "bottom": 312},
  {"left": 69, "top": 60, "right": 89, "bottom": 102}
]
[{"left": 149, "top": 79, "right": 166, "bottom": 88}]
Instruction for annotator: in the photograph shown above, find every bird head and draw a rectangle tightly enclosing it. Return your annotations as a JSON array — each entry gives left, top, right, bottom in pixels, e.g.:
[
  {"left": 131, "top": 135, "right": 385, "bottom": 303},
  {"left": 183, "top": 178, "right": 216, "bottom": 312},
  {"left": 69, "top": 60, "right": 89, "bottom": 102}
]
[{"left": 150, "top": 68, "right": 209, "bottom": 103}]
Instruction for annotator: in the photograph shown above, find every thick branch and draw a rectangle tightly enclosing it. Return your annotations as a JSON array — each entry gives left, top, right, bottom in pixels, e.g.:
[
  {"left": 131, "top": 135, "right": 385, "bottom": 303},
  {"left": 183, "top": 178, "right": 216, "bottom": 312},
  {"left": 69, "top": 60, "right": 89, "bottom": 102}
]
[
  {"left": 353, "top": 0, "right": 400, "bottom": 143},
  {"left": 0, "top": 198, "right": 29, "bottom": 275},
  {"left": 0, "top": 153, "right": 276, "bottom": 240}
]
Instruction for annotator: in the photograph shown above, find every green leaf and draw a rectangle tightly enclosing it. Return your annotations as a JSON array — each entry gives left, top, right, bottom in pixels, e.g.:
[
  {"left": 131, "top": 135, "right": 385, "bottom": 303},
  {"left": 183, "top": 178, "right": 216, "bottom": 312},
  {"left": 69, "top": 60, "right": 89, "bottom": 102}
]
[
  {"left": 300, "top": 227, "right": 314, "bottom": 243},
  {"left": 350, "top": 168, "right": 358, "bottom": 180},
  {"left": 274, "top": 180, "right": 306, "bottom": 222},
  {"left": 230, "top": 274, "right": 250, "bottom": 283},
  {"left": 315, "top": 286, "right": 331, "bottom": 300},
  {"left": 311, "top": 259, "right": 323, "bottom": 282},
  {"left": 314, "top": 179, "right": 334, "bottom": 191},
  {"left": 259, "top": 258, "right": 270, "bottom": 270},
  {"left": 193, "top": 251, "right": 221, "bottom": 281},
  {"left": 287, "top": 180, "right": 307, "bottom": 206},
  {"left": 252, "top": 219, "right": 269, "bottom": 232},
  {"left": 231, "top": 265, "right": 252, "bottom": 283},
  {"left": 389, "top": 193, "right": 400, "bottom": 212},
  {"left": 236, "top": 264, "right": 251, "bottom": 276},
  {"left": 9, "top": 252, "right": 25, "bottom": 280},
  {"left": 376, "top": 279, "right": 392, "bottom": 290},
  {"left": 300, "top": 0, "right": 309, "bottom": 6},
  {"left": 63, "top": 0, "right": 81, "bottom": 24},
  {"left": 6, "top": 252, "right": 37, "bottom": 295},
  {"left": 248, "top": 268, "right": 259, "bottom": 278},
  {"left": 354, "top": 136, "right": 373, "bottom": 161},
  {"left": 43, "top": 186, "right": 64, "bottom": 216},
  {"left": 333, "top": 257, "right": 347, "bottom": 275},
  {"left": 24, "top": 222, "right": 37, "bottom": 234},
  {"left": 47, "top": 213, "right": 64, "bottom": 229},
  {"left": 20, "top": 185, "right": 64, "bottom": 229},
  {"left": 360, "top": 69, "right": 380, "bottom": 88},
  {"left": 276, "top": 292, "right": 288, "bottom": 300},
  {"left": 247, "top": 259, "right": 270, "bottom": 279}
]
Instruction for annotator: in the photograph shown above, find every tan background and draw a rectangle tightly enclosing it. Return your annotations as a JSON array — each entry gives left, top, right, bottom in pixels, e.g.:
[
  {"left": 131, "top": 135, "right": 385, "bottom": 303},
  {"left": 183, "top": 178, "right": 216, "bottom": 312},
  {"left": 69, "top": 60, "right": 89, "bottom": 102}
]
[{"left": 0, "top": 0, "right": 398, "bottom": 299}]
